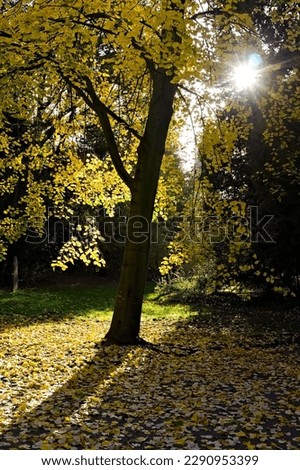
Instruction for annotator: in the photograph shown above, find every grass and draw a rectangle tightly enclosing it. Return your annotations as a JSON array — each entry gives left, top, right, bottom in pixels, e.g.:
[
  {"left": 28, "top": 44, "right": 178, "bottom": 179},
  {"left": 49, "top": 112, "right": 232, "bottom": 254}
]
[
  {"left": 1, "top": 278, "right": 299, "bottom": 335},
  {"left": 0, "top": 281, "right": 194, "bottom": 324},
  {"left": 0, "top": 284, "right": 116, "bottom": 319}
]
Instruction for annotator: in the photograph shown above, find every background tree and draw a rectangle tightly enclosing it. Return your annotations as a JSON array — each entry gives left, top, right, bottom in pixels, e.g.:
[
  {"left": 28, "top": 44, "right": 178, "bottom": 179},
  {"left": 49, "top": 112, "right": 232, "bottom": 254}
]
[{"left": 160, "top": 0, "right": 300, "bottom": 297}]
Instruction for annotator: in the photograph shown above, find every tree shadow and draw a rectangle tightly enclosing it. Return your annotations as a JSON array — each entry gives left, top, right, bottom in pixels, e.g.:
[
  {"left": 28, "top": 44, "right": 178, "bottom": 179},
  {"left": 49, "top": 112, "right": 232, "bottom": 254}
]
[
  {"left": 0, "top": 341, "right": 135, "bottom": 449},
  {"left": 0, "top": 311, "right": 200, "bottom": 450},
  {"left": 0, "top": 313, "right": 299, "bottom": 450},
  {"left": 0, "top": 318, "right": 193, "bottom": 449}
]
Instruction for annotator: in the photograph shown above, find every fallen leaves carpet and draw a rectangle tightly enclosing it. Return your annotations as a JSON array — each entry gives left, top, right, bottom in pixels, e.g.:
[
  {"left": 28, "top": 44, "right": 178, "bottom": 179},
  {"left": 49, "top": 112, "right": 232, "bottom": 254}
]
[{"left": 0, "top": 313, "right": 299, "bottom": 449}]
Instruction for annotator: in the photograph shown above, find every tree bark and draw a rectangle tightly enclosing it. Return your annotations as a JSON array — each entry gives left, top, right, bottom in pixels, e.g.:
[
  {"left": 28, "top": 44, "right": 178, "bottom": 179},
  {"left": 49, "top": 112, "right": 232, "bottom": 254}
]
[
  {"left": 12, "top": 255, "right": 18, "bottom": 293},
  {"left": 105, "top": 70, "right": 177, "bottom": 344}
]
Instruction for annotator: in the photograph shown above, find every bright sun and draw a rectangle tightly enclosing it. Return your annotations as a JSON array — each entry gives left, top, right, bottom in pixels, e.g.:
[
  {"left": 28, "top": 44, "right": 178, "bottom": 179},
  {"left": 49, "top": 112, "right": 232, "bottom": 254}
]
[
  {"left": 232, "top": 55, "right": 262, "bottom": 90},
  {"left": 233, "top": 64, "right": 258, "bottom": 90}
]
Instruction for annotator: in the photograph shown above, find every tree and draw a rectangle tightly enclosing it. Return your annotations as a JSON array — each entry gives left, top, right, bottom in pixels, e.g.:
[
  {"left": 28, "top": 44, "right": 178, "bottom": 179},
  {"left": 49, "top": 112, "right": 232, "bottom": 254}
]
[{"left": 1, "top": 0, "right": 275, "bottom": 342}]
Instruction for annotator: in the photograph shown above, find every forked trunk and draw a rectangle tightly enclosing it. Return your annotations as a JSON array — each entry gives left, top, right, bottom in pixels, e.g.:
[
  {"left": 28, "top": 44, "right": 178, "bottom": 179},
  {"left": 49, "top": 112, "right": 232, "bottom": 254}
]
[{"left": 105, "top": 71, "right": 176, "bottom": 344}]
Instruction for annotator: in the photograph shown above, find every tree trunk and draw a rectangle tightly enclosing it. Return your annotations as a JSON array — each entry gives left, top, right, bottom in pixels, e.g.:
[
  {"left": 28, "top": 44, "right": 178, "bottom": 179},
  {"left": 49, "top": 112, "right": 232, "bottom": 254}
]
[
  {"left": 104, "top": 194, "right": 152, "bottom": 344},
  {"left": 12, "top": 255, "right": 19, "bottom": 293},
  {"left": 105, "top": 71, "right": 177, "bottom": 344}
]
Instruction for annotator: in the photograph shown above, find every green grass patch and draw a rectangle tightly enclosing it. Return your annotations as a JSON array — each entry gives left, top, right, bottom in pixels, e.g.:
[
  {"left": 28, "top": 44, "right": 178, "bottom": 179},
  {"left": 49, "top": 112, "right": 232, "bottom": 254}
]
[
  {"left": 0, "top": 281, "right": 194, "bottom": 323},
  {"left": 0, "top": 284, "right": 116, "bottom": 319}
]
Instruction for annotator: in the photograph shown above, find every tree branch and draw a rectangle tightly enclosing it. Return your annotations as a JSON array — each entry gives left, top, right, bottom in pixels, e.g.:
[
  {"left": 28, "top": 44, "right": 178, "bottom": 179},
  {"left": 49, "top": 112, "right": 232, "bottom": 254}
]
[
  {"left": 100, "top": 102, "right": 142, "bottom": 141},
  {"left": 65, "top": 75, "right": 134, "bottom": 190},
  {"left": 0, "top": 31, "right": 12, "bottom": 38},
  {"left": 190, "top": 9, "right": 223, "bottom": 20},
  {"left": 47, "top": 16, "right": 113, "bottom": 35},
  {"left": 0, "top": 59, "right": 46, "bottom": 79}
]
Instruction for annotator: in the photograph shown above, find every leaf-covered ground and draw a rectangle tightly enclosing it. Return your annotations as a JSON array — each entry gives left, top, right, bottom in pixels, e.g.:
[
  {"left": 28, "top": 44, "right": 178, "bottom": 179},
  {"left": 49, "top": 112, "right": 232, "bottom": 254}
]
[{"left": 0, "top": 285, "right": 299, "bottom": 450}]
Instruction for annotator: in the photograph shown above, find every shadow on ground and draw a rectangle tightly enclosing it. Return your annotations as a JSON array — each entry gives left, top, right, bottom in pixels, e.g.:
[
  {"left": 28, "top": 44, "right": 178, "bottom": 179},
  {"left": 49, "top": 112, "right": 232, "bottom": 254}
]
[{"left": 0, "top": 314, "right": 299, "bottom": 450}]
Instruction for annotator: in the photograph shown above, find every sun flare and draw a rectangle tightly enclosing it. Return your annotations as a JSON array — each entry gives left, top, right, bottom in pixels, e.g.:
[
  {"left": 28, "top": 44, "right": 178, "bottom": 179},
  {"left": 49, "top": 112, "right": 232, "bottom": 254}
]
[{"left": 232, "top": 63, "right": 258, "bottom": 90}]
